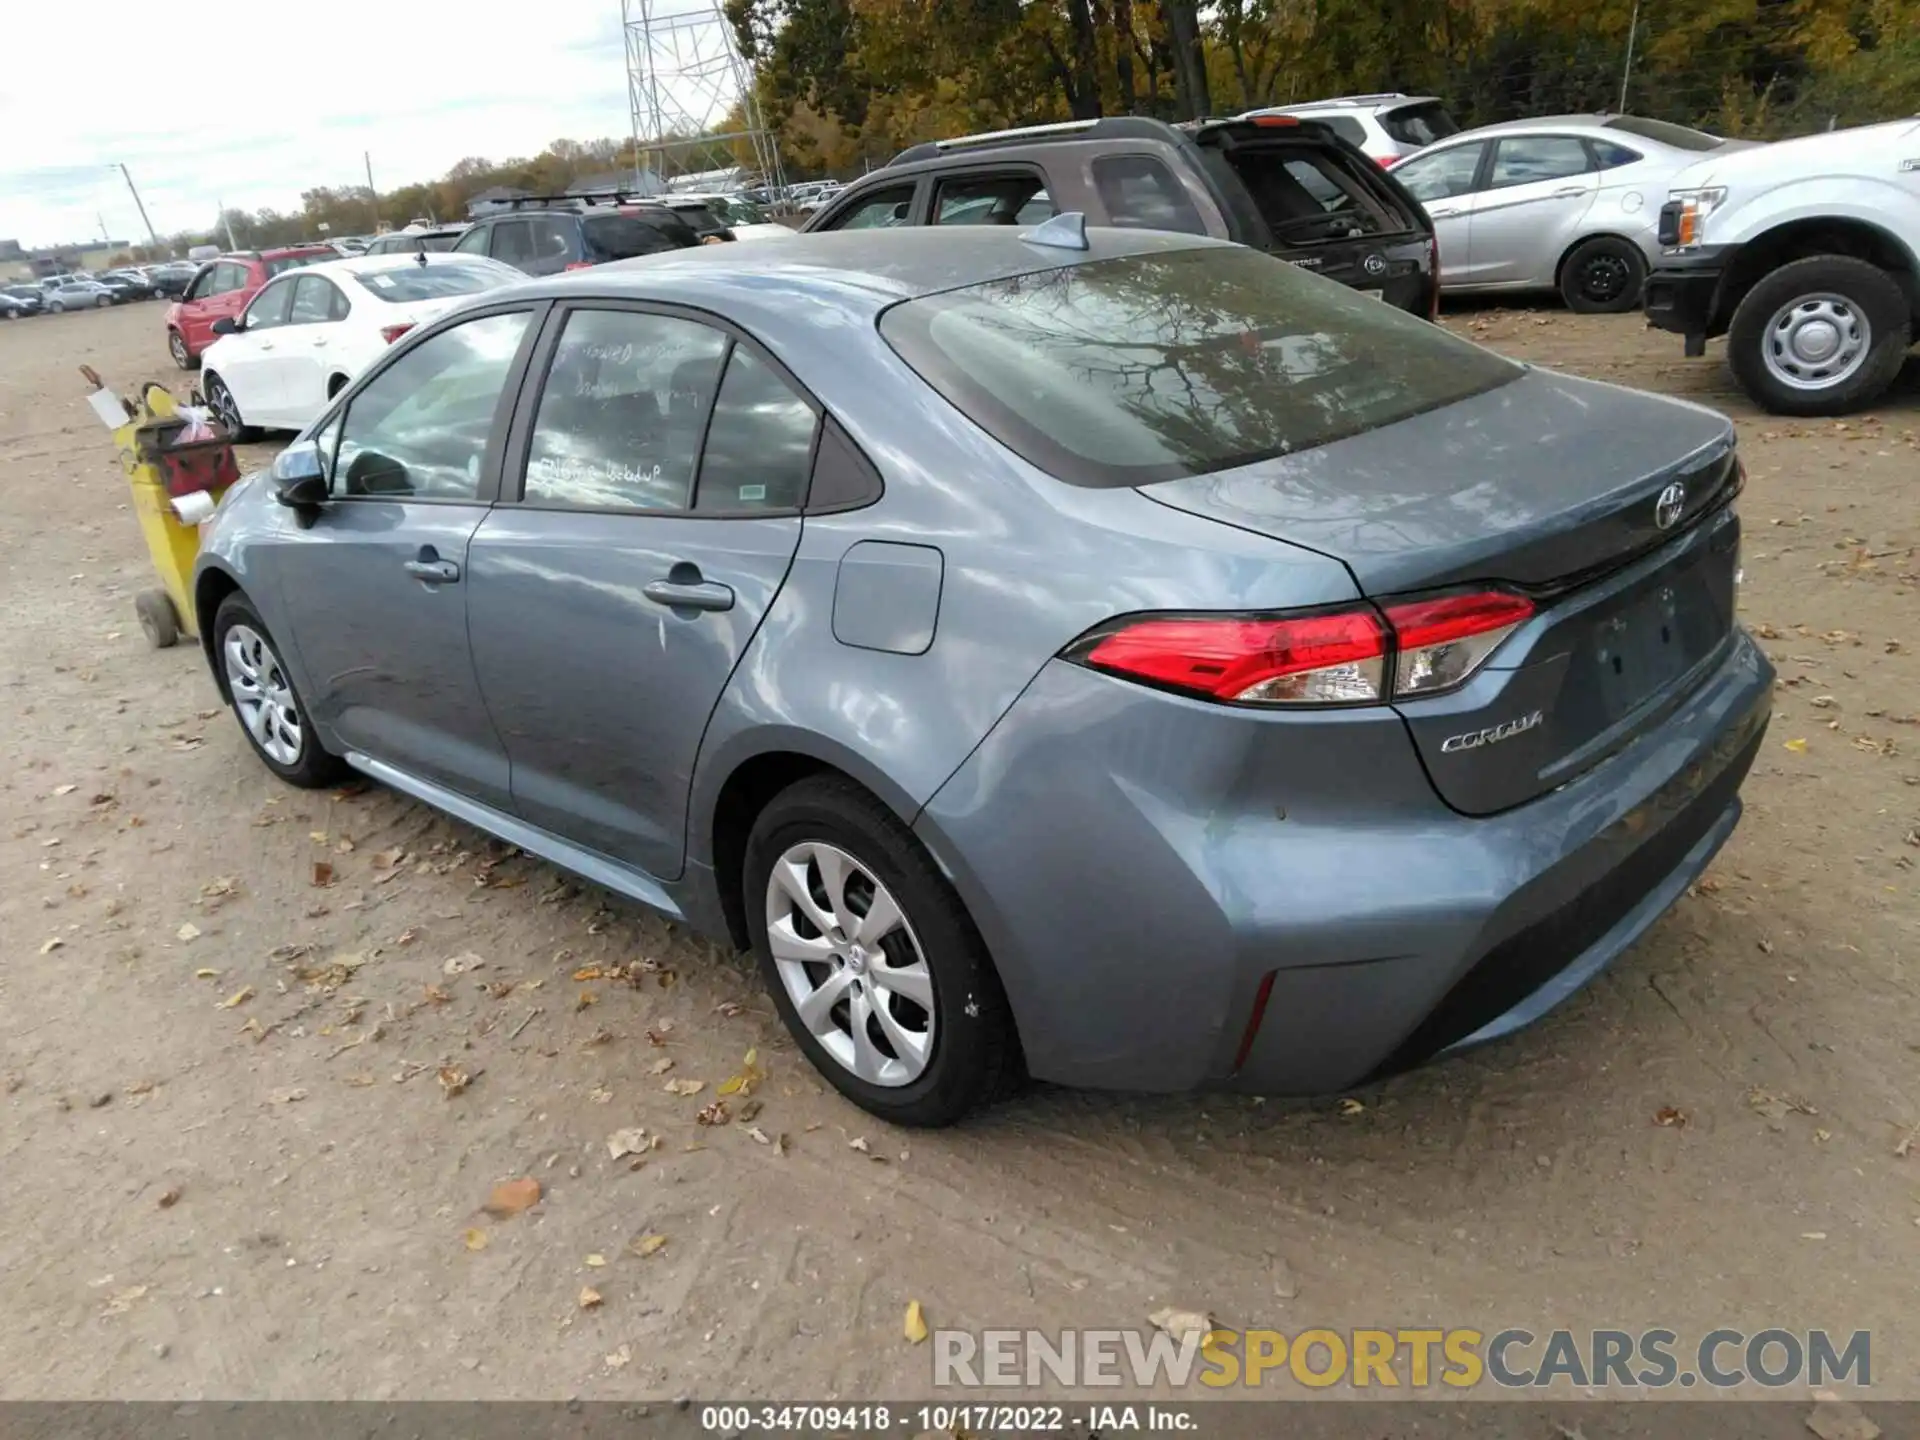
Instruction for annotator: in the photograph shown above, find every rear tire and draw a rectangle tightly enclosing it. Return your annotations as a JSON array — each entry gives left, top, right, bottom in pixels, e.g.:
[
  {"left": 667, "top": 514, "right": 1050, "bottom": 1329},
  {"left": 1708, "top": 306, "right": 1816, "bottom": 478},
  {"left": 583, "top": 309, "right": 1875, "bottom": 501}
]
[
  {"left": 743, "top": 776, "right": 1019, "bottom": 1126},
  {"left": 212, "top": 593, "right": 347, "bottom": 789},
  {"left": 48, "top": 300, "right": 64, "bottom": 314},
  {"left": 1560, "top": 235, "right": 1646, "bottom": 314},
  {"left": 1726, "top": 255, "right": 1910, "bottom": 416},
  {"left": 168, "top": 330, "right": 197, "bottom": 370}
]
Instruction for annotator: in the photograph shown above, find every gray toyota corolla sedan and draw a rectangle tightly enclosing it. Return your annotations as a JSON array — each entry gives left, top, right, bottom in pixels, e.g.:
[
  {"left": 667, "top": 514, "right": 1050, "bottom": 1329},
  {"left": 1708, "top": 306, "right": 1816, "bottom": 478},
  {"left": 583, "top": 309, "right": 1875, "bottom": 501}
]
[{"left": 192, "top": 221, "right": 1772, "bottom": 1125}]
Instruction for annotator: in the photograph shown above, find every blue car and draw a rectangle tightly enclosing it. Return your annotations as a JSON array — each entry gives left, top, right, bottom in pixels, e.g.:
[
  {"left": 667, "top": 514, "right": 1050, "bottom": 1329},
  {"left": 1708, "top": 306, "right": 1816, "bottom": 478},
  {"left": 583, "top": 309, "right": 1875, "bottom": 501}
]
[{"left": 191, "top": 222, "right": 1771, "bottom": 1124}]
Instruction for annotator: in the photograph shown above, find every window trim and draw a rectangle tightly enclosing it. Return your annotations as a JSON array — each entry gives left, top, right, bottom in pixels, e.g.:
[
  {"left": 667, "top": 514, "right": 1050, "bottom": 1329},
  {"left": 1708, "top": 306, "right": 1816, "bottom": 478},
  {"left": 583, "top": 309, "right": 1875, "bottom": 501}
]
[
  {"left": 499, "top": 298, "right": 832, "bottom": 521},
  {"left": 452, "top": 223, "right": 492, "bottom": 256},
  {"left": 1391, "top": 138, "right": 1490, "bottom": 201},
  {"left": 927, "top": 165, "right": 1054, "bottom": 227},
  {"left": 1088, "top": 151, "right": 1210, "bottom": 235},
  {"left": 315, "top": 300, "right": 551, "bottom": 508},
  {"left": 813, "top": 177, "right": 926, "bottom": 232},
  {"left": 242, "top": 275, "right": 297, "bottom": 329},
  {"left": 288, "top": 273, "right": 345, "bottom": 326}
]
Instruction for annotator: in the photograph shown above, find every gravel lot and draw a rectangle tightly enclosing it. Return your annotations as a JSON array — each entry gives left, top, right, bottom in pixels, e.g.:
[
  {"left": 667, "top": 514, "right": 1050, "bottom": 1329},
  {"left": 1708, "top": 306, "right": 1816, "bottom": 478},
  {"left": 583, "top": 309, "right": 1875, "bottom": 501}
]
[{"left": 1, "top": 298, "right": 1916, "bottom": 1403}]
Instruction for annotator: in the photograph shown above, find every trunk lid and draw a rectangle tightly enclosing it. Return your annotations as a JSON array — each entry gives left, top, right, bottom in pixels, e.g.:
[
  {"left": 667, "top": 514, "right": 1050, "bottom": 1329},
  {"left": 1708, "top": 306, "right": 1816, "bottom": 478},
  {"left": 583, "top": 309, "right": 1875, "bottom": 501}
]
[{"left": 1143, "top": 369, "right": 1743, "bottom": 812}]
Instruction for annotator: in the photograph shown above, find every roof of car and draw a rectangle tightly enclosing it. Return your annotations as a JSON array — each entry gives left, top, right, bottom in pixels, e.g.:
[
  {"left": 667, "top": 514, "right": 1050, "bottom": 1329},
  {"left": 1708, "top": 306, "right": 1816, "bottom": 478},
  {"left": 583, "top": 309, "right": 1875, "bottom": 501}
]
[
  {"left": 514, "top": 222, "right": 1226, "bottom": 311},
  {"left": 1449, "top": 114, "right": 1621, "bottom": 136},
  {"left": 266, "top": 252, "right": 499, "bottom": 283}
]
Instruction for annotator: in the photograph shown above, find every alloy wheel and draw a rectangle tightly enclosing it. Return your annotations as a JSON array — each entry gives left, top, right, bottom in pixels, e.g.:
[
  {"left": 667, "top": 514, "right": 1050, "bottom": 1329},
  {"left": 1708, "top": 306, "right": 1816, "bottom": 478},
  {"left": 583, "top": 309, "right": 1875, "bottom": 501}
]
[
  {"left": 169, "top": 332, "right": 189, "bottom": 367},
  {"left": 207, "top": 379, "right": 242, "bottom": 435},
  {"left": 224, "top": 624, "right": 304, "bottom": 766},
  {"left": 764, "top": 841, "right": 937, "bottom": 1086},
  {"left": 1762, "top": 293, "right": 1869, "bottom": 391}
]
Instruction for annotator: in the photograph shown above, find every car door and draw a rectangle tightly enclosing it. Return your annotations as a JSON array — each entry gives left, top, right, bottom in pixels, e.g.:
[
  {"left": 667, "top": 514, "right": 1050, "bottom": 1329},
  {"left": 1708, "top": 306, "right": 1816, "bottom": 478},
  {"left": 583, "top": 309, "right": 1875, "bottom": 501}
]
[
  {"left": 452, "top": 223, "right": 492, "bottom": 259},
  {"left": 281, "top": 274, "right": 350, "bottom": 425},
  {"left": 466, "top": 303, "right": 815, "bottom": 878},
  {"left": 269, "top": 306, "right": 542, "bottom": 809},
  {"left": 486, "top": 219, "right": 538, "bottom": 272},
  {"left": 1466, "top": 135, "right": 1600, "bottom": 286},
  {"left": 219, "top": 276, "right": 297, "bottom": 423},
  {"left": 1390, "top": 140, "right": 1486, "bottom": 284},
  {"left": 813, "top": 182, "right": 921, "bottom": 231},
  {"left": 180, "top": 261, "right": 247, "bottom": 353}
]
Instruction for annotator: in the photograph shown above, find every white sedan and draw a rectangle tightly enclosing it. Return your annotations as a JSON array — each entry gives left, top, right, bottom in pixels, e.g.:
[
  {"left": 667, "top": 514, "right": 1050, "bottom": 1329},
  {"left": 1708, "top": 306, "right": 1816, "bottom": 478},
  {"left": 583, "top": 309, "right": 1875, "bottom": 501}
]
[{"left": 198, "top": 253, "right": 522, "bottom": 436}]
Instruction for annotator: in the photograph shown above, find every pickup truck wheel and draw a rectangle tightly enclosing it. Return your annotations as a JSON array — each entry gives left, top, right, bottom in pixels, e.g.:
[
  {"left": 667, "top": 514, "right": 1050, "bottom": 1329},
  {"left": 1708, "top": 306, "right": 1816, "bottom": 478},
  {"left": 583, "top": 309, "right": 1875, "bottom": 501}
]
[
  {"left": 1560, "top": 236, "right": 1646, "bottom": 313},
  {"left": 1728, "top": 256, "right": 1910, "bottom": 416}
]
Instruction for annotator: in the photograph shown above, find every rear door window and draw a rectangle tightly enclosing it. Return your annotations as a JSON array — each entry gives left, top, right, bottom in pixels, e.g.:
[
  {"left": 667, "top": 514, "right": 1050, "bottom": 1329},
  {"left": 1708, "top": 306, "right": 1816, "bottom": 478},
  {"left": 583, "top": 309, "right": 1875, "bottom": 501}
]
[
  {"left": 520, "top": 309, "right": 728, "bottom": 511},
  {"left": 1202, "top": 141, "right": 1412, "bottom": 243},
  {"left": 581, "top": 213, "right": 694, "bottom": 260},
  {"left": 243, "top": 278, "right": 295, "bottom": 329},
  {"left": 932, "top": 172, "right": 1055, "bottom": 227},
  {"left": 823, "top": 185, "right": 917, "bottom": 231},
  {"left": 289, "top": 275, "right": 345, "bottom": 324},
  {"left": 453, "top": 226, "right": 491, "bottom": 256},
  {"left": 1315, "top": 115, "right": 1369, "bottom": 148},
  {"left": 1091, "top": 155, "right": 1206, "bottom": 234},
  {"left": 1489, "top": 137, "right": 1592, "bottom": 189},
  {"left": 694, "top": 348, "right": 818, "bottom": 513},
  {"left": 489, "top": 220, "right": 537, "bottom": 268}
]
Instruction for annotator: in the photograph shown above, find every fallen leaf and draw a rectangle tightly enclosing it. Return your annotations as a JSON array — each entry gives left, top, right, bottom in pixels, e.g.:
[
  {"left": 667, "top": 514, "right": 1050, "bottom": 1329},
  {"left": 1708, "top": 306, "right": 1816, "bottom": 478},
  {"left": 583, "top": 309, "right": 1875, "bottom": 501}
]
[
  {"left": 309, "top": 830, "right": 328, "bottom": 843},
  {"left": 1338, "top": 1097, "right": 1365, "bottom": 1116},
  {"left": 268, "top": 1087, "right": 307, "bottom": 1105},
  {"left": 1801, "top": 1231, "right": 1827, "bottom": 1240},
  {"left": 645, "top": 1021, "right": 675, "bottom": 1045},
  {"left": 737, "top": 1099, "right": 763, "bottom": 1123},
  {"left": 848, "top": 1135, "right": 871, "bottom": 1153},
  {"left": 664, "top": 1078, "right": 705, "bottom": 1097},
  {"left": 52, "top": 783, "right": 78, "bottom": 796},
  {"left": 630, "top": 1232, "right": 668, "bottom": 1258},
  {"left": 463, "top": 1228, "right": 489, "bottom": 1252},
  {"left": 1784, "top": 738, "right": 1809, "bottom": 754},
  {"left": 585, "top": 1253, "right": 607, "bottom": 1268},
  {"left": 695, "top": 1099, "right": 731, "bottom": 1126},
  {"left": 605, "top": 1345, "right": 632, "bottom": 1370},
  {"left": 1806, "top": 1398, "right": 1882, "bottom": 1440},
  {"left": 372, "top": 848, "right": 404, "bottom": 870},
  {"left": 904, "top": 1299, "right": 929, "bottom": 1344},
  {"left": 157, "top": 1187, "right": 181, "bottom": 1209},
  {"left": 335, "top": 837, "right": 356, "bottom": 853},
  {"left": 1148, "top": 1307, "right": 1212, "bottom": 1342},
  {"left": 219, "top": 986, "right": 254, "bottom": 1009},
  {"left": 442, "top": 952, "right": 484, "bottom": 977},
  {"left": 589, "top": 1085, "right": 613, "bottom": 1104},
  {"left": 607, "top": 1128, "right": 650, "bottom": 1160},
  {"left": 175, "top": 922, "right": 201, "bottom": 942},
  {"left": 311, "top": 861, "right": 335, "bottom": 887},
  {"left": 194, "top": 968, "right": 219, "bottom": 979},
  {"left": 578, "top": 1285, "right": 603, "bottom": 1310},
  {"left": 101, "top": 1285, "right": 148, "bottom": 1317},
  {"left": 748, "top": 1126, "right": 772, "bottom": 1146},
  {"left": 38, "top": 937, "right": 63, "bottom": 955},
  {"left": 437, "top": 1067, "right": 470, "bottom": 1099},
  {"left": 1654, "top": 1106, "right": 1689, "bottom": 1128},
  {"left": 572, "top": 966, "right": 606, "bottom": 982},
  {"left": 648, "top": 1057, "right": 675, "bottom": 1075},
  {"left": 482, "top": 1177, "right": 542, "bottom": 1219}
]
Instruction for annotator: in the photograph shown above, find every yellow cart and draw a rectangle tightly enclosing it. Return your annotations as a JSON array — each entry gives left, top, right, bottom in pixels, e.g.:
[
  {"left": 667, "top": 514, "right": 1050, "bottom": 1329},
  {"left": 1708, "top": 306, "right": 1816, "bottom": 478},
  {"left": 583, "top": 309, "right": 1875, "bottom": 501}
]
[{"left": 83, "top": 366, "right": 240, "bottom": 649}]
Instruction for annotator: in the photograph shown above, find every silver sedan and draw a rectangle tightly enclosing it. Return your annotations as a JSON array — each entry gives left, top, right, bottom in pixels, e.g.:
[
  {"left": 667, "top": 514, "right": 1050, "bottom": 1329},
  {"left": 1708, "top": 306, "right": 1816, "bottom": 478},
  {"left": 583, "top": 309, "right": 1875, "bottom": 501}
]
[{"left": 1390, "top": 115, "right": 1757, "bottom": 312}]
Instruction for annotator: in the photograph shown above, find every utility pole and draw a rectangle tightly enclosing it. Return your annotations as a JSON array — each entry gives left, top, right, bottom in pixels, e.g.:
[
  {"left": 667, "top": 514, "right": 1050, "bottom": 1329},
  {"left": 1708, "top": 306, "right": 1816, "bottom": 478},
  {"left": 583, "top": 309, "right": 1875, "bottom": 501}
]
[
  {"left": 1618, "top": 0, "right": 1642, "bottom": 113},
  {"left": 365, "top": 151, "right": 380, "bottom": 231},
  {"left": 114, "top": 163, "right": 161, "bottom": 248}
]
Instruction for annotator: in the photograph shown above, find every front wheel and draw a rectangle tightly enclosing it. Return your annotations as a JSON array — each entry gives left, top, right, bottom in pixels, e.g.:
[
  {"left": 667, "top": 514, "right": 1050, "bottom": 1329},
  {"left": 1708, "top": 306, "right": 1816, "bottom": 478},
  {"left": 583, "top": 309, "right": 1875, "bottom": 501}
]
[
  {"left": 212, "top": 593, "right": 348, "bottom": 788},
  {"left": 1560, "top": 235, "right": 1647, "bottom": 314},
  {"left": 744, "top": 776, "right": 1019, "bottom": 1126},
  {"left": 1726, "top": 255, "right": 1910, "bottom": 416},
  {"left": 48, "top": 300, "right": 64, "bottom": 314},
  {"left": 97, "top": 294, "right": 113, "bottom": 308}
]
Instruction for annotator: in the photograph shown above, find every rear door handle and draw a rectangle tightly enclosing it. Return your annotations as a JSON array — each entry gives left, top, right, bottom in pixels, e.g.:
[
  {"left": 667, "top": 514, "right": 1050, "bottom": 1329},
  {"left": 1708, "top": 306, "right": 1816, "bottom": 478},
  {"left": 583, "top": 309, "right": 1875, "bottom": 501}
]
[
  {"left": 644, "top": 578, "right": 734, "bottom": 612},
  {"left": 404, "top": 558, "right": 461, "bottom": 584},
  {"left": 1553, "top": 186, "right": 1588, "bottom": 198},
  {"left": 1428, "top": 206, "right": 1461, "bottom": 219}
]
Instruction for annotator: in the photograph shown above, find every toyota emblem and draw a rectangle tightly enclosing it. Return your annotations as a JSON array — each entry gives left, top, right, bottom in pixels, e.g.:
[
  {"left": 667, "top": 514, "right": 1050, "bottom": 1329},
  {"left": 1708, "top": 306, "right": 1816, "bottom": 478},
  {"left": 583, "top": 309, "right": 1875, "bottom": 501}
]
[
  {"left": 1654, "top": 482, "right": 1687, "bottom": 530},
  {"left": 1361, "top": 253, "right": 1388, "bottom": 278}
]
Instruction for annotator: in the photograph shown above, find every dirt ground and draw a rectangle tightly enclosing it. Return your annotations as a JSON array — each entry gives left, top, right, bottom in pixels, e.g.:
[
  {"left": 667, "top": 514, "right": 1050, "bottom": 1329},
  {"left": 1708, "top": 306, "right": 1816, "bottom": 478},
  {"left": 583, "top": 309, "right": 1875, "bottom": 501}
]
[{"left": 0, "top": 298, "right": 1915, "bottom": 1407}]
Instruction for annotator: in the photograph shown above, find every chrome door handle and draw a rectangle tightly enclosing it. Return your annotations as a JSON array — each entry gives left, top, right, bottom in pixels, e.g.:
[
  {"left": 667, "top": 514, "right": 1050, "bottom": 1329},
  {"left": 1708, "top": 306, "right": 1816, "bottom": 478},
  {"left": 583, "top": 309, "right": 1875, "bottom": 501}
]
[
  {"left": 311, "top": 337, "right": 328, "bottom": 348},
  {"left": 404, "top": 559, "right": 461, "bottom": 584},
  {"left": 644, "top": 578, "right": 734, "bottom": 612},
  {"left": 1553, "top": 186, "right": 1587, "bottom": 198},
  {"left": 1428, "top": 207, "right": 1461, "bottom": 219}
]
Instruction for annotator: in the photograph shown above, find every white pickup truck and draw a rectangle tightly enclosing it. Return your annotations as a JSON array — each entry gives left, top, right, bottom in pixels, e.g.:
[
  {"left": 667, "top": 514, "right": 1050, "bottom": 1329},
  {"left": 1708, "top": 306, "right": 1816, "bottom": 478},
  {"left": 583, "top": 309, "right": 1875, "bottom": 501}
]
[{"left": 1642, "top": 117, "right": 1919, "bottom": 414}]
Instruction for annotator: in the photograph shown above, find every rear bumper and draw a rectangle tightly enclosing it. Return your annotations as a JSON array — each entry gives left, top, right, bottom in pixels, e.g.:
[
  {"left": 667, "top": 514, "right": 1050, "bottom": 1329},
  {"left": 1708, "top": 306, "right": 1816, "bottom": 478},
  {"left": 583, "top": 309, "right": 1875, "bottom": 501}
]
[
  {"left": 916, "top": 629, "right": 1772, "bottom": 1095},
  {"left": 1643, "top": 246, "right": 1738, "bottom": 352}
]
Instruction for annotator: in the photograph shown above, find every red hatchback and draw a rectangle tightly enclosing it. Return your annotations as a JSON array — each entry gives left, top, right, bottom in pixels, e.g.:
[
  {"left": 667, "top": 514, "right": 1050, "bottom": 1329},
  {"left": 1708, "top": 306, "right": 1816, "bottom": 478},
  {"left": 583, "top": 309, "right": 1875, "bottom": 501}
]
[{"left": 164, "top": 246, "right": 335, "bottom": 369}]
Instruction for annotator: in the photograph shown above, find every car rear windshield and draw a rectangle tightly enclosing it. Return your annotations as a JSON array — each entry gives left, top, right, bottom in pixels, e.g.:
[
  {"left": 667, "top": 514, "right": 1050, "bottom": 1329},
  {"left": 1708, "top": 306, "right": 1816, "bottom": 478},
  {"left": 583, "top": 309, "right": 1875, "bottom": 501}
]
[
  {"left": 264, "top": 253, "right": 329, "bottom": 277},
  {"left": 1380, "top": 101, "right": 1459, "bottom": 147},
  {"left": 879, "top": 246, "right": 1520, "bottom": 488},
  {"left": 668, "top": 204, "right": 730, "bottom": 238},
  {"left": 582, "top": 212, "right": 699, "bottom": 260},
  {"left": 353, "top": 263, "right": 510, "bottom": 302},
  {"left": 1603, "top": 116, "right": 1724, "bottom": 151}
]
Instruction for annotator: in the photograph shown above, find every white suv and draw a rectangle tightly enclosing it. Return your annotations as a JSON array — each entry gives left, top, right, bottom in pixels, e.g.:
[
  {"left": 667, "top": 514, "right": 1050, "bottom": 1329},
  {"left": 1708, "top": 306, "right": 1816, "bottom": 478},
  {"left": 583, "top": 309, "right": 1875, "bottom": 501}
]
[
  {"left": 1242, "top": 93, "right": 1460, "bottom": 164},
  {"left": 1643, "top": 118, "right": 1919, "bottom": 415}
]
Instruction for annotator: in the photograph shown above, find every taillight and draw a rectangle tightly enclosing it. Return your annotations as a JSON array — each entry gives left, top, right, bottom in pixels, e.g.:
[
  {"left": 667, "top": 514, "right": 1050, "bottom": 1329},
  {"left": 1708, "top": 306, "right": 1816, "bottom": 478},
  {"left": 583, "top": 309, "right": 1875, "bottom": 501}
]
[
  {"left": 379, "top": 323, "right": 415, "bottom": 345},
  {"left": 1250, "top": 114, "right": 1300, "bottom": 128},
  {"left": 1066, "top": 589, "right": 1533, "bottom": 707},
  {"left": 564, "top": 261, "right": 594, "bottom": 271},
  {"left": 1428, "top": 234, "right": 1441, "bottom": 320},
  {"left": 1380, "top": 590, "right": 1533, "bottom": 697}
]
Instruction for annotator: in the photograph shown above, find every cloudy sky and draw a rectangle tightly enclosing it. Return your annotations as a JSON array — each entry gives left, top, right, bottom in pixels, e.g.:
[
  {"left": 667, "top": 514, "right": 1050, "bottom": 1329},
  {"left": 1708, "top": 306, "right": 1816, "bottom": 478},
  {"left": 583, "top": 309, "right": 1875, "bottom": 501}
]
[{"left": 0, "top": 0, "right": 736, "bottom": 248}]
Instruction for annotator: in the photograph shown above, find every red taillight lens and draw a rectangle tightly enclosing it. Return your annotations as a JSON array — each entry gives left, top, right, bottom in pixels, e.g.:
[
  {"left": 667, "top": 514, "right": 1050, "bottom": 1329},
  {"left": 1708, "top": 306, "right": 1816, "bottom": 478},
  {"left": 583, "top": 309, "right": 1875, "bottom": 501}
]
[
  {"left": 564, "top": 261, "right": 594, "bottom": 271},
  {"left": 1381, "top": 590, "right": 1534, "bottom": 697},
  {"left": 379, "top": 323, "right": 415, "bottom": 345},
  {"left": 1250, "top": 114, "right": 1300, "bottom": 128},
  {"left": 1069, "top": 589, "right": 1532, "bottom": 707},
  {"left": 1075, "top": 608, "right": 1388, "bottom": 705}
]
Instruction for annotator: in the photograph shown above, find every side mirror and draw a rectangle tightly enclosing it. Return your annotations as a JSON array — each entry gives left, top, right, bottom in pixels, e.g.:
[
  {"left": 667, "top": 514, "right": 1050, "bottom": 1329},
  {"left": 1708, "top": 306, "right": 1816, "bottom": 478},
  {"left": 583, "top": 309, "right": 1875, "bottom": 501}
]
[
  {"left": 210, "top": 316, "right": 240, "bottom": 336},
  {"left": 272, "top": 442, "right": 328, "bottom": 509}
]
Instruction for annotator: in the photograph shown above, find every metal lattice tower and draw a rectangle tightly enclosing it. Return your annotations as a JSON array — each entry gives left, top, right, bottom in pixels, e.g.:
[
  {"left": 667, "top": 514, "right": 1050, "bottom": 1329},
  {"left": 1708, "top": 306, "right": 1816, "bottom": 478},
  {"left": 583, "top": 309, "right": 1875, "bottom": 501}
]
[{"left": 622, "top": 0, "right": 785, "bottom": 192}]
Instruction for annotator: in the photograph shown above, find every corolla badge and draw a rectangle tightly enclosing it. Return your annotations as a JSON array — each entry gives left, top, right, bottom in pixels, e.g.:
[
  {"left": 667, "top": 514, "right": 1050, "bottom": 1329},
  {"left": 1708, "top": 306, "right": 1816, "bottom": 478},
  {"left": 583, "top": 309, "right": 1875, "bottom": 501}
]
[
  {"left": 1654, "top": 481, "right": 1687, "bottom": 530},
  {"left": 1441, "top": 710, "right": 1544, "bottom": 754},
  {"left": 1361, "top": 252, "right": 1388, "bottom": 278}
]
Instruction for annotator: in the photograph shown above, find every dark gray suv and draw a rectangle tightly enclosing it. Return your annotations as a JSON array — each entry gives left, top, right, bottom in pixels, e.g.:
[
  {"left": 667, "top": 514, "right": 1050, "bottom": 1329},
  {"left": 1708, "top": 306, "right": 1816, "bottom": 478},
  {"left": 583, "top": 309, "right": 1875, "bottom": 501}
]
[{"left": 803, "top": 115, "right": 1441, "bottom": 317}]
